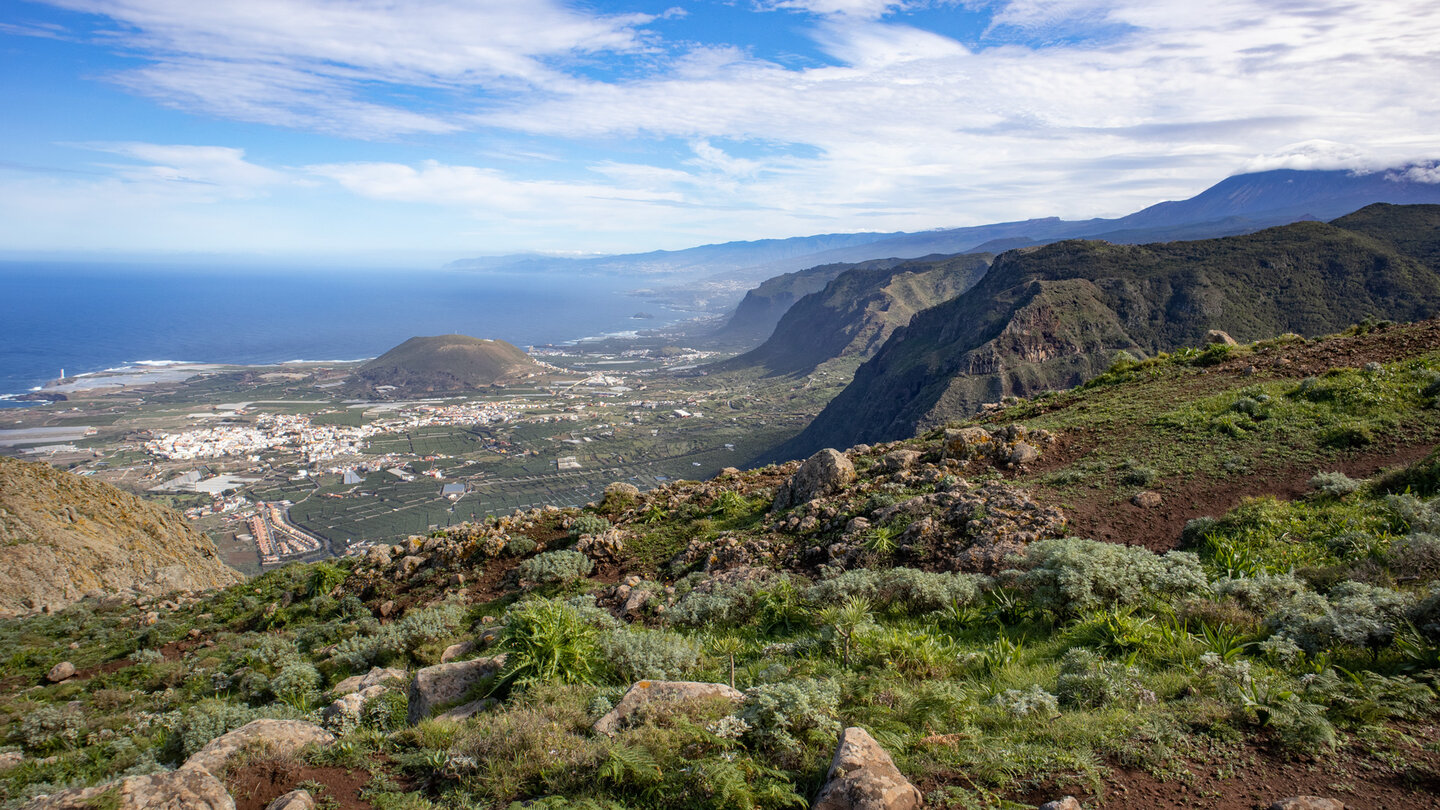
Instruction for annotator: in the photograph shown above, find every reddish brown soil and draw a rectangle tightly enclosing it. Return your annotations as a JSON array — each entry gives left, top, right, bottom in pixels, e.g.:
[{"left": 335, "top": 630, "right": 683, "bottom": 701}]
[
  {"left": 1057, "top": 441, "right": 1436, "bottom": 552},
  {"left": 227, "top": 760, "right": 377, "bottom": 810},
  {"left": 1006, "top": 723, "right": 1440, "bottom": 809}
]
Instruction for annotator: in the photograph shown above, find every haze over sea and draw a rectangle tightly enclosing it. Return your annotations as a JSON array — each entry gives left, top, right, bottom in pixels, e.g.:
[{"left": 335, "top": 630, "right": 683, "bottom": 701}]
[{"left": 0, "top": 262, "right": 686, "bottom": 399}]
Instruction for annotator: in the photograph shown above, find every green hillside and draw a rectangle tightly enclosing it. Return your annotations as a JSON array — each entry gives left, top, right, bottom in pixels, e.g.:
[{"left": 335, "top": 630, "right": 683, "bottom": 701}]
[
  {"left": 3, "top": 320, "right": 1440, "bottom": 809},
  {"left": 713, "top": 252, "right": 992, "bottom": 377},
  {"left": 772, "top": 204, "right": 1440, "bottom": 460}
]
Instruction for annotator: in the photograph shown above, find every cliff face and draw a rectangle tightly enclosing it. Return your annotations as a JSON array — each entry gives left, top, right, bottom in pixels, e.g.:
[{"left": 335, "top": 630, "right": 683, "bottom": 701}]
[
  {"left": 713, "top": 253, "right": 993, "bottom": 376},
  {"left": 767, "top": 204, "right": 1440, "bottom": 460},
  {"left": 711, "top": 258, "right": 908, "bottom": 346},
  {"left": 0, "top": 456, "right": 243, "bottom": 615}
]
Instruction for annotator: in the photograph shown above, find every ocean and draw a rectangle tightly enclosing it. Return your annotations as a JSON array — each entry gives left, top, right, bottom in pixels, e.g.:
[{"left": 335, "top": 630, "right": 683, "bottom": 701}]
[{"left": 0, "top": 261, "right": 690, "bottom": 399}]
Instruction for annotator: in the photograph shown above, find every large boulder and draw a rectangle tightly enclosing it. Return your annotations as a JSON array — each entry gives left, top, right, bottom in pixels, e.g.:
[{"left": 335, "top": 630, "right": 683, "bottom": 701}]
[
  {"left": 266, "top": 790, "right": 316, "bottom": 810},
  {"left": 407, "top": 656, "right": 506, "bottom": 725},
  {"left": 811, "top": 727, "right": 923, "bottom": 810},
  {"left": 23, "top": 768, "right": 235, "bottom": 809},
  {"left": 183, "top": 719, "right": 333, "bottom": 776},
  {"left": 772, "top": 449, "right": 856, "bottom": 512},
  {"left": 46, "top": 662, "right": 75, "bottom": 683},
  {"left": 593, "top": 680, "right": 744, "bottom": 736}
]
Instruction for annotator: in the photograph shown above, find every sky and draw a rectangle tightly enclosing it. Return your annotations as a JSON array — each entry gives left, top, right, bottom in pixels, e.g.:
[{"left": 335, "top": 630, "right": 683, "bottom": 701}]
[{"left": 1, "top": 0, "right": 1438, "bottom": 264}]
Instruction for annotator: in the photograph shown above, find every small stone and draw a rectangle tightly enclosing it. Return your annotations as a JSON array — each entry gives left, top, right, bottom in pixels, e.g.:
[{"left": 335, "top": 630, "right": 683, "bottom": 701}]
[
  {"left": 1269, "top": 798, "right": 1345, "bottom": 810},
  {"left": 378, "top": 600, "right": 397, "bottom": 618},
  {"left": 441, "top": 641, "right": 477, "bottom": 663},
  {"left": 188, "top": 628, "right": 202, "bottom": 639},
  {"left": 46, "top": 662, "right": 75, "bottom": 683},
  {"left": 265, "top": 788, "right": 316, "bottom": 810},
  {"left": 67, "top": 642, "right": 80, "bottom": 650},
  {"left": 1039, "top": 798, "right": 1083, "bottom": 810},
  {"left": 1132, "top": 491, "right": 1162, "bottom": 508}
]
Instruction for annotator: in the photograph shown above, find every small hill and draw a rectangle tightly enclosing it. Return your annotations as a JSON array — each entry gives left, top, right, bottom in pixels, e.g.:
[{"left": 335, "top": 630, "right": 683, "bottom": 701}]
[
  {"left": 353, "top": 335, "right": 539, "bottom": 396},
  {"left": 0, "top": 456, "right": 242, "bottom": 616},
  {"left": 712, "top": 252, "right": 992, "bottom": 376},
  {"left": 769, "top": 204, "right": 1440, "bottom": 460}
]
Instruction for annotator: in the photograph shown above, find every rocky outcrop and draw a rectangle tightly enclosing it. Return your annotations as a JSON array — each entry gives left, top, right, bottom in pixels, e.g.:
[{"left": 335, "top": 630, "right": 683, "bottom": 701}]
[
  {"left": 407, "top": 656, "right": 506, "bottom": 725},
  {"left": 0, "top": 456, "right": 243, "bottom": 616},
  {"left": 183, "top": 719, "right": 334, "bottom": 776},
  {"left": 23, "top": 768, "right": 235, "bottom": 810},
  {"left": 812, "top": 727, "right": 923, "bottom": 810},
  {"left": 773, "top": 450, "right": 856, "bottom": 511},
  {"left": 593, "top": 680, "right": 744, "bottom": 736}
]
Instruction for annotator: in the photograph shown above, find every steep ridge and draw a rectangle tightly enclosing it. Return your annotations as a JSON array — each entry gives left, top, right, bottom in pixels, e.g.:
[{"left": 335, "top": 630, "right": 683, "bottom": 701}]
[
  {"left": 769, "top": 204, "right": 1440, "bottom": 460},
  {"left": 352, "top": 335, "right": 540, "bottom": 397},
  {"left": 712, "top": 252, "right": 993, "bottom": 376},
  {"left": 709, "top": 258, "right": 907, "bottom": 345},
  {"left": 0, "top": 456, "right": 242, "bottom": 615}
]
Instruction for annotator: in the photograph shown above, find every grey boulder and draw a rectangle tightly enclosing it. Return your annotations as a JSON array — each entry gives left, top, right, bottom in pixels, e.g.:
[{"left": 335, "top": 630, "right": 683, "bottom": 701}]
[
  {"left": 593, "top": 680, "right": 744, "bottom": 736},
  {"left": 811, "top": 727, "right": 922, "bottom": 810},
  {"left": 773, "top": 449, "right": 856, "bottom": 511}
]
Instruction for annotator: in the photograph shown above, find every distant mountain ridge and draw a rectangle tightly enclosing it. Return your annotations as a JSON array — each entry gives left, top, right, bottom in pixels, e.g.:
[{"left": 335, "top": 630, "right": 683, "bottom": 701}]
[
  {"left": 766, "top": 203, "right": 1440, "bottom": 461},
  {"left": 353, "top": 335, "right": 540, "bottom": 397},
  {"left": 445, "top": 166, "right": 1440, "bottom": 309},
  {"left": 712, "top": 253, "right": 993, "bottom": 376}
]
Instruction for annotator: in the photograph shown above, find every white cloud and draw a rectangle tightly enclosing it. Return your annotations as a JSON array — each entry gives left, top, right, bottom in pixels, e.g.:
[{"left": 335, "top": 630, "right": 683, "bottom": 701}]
[{"left": 81, "top": 142, "right": 291, "bottom": 191}]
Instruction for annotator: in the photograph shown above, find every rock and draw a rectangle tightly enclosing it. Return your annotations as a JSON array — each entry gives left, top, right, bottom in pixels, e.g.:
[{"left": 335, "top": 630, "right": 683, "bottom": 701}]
[
  {"left": 397, "top": 555, "right": 425, "bottom": 578},
  {"left": 621, "top": 587, "right": 650, "bottom": 618},
  {"left": 441, "top": 641, "right": 477, "bottom": 663},
  {"left": 941, "top": 426, "right": 993, "bottom": 460},
  {"left": 812, "top": 727, "right": 923, "bottom": 810},
  {"left": 772, "top": 449, "right": 856, "bottom": 512},
  {"left": 434, "top": 697, "right": 497, "bottom": 722},
  {"left": 1007, "top": 442, "right": 1039, "bottom": 466},
  {"left": 1205, "top": 329, "right": 1239, "bottom": 346},
  {"left": 1038, "top": 798, "right": 1083, "bottom": 810},
  {"left": 266, "top": 789, "right": 316, "bottom": 810},
  {"left": 331, "top": 666, "right": 406, "bottom": 697},
  {"left": 875, "top": 450, "right": 921, "bottom": 474},
  {"left": 377, "top": 600, "right": 396, "bottom": 618},
  {"left": 183, "top": 718, "right": 333, "bottom": 776},
  {"left": 407, "top": 656, "right": 507, "bottom": 725},
  {"left": 593, "top": 680, "right": 744, "bottom": 736},
  {"left": 1269, "top": 799, "right": 1345, "bottom": 810},
  {"left": 24, "top": 768, "right": 236, "bottom": 809},
  {"left": 322, "top": 684, "right": 385, "bottom": 729},
  {"left": 1131, "top": 491, "right": 1163, "bottom": 508},
  {"left": 365, "top": 544, "right": 393, "bottom": 566},
  {"left": 46, "top": 661, "right": 75, "bottom": 683},
  {"left": 577, "top": 528, "right": 626, "bottom": 566},
  {"left": 0, "top": 751, "right": 22, "bottom": 770}
]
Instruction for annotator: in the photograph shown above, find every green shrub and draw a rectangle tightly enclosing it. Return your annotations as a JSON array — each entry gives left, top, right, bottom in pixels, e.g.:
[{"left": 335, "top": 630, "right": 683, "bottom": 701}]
[
  {"left": 505, "top": 535, "right": 538, "bottom": 557},
  {"left": 362, "top": 689, "right": 410, "bottom": 731},
  {"left": 305, "top": 561, "right": 347, "bottom": 598},
  {"left": 1055, "top": 648, "right": 1143, "bottom": 709},
  {"left": 599, "top": 628, "right": 700, "bottom": 683},
  {"left": 988, "top": 685, "right": 1058, "bottom": 719},
  {"left": 329, "top": 601, "right": 467, "bottom": 670},
  {"left": 1270, "top": 581, "right": 1412, "bottom": 657},
  {"left": 1118, "top": 464, "right": 1159, "bottom": 487},
  {"left": 1388, "top": 533, "right": 1440, "bottom": 578},
  {"left": 164, "top": 700, "right": 259, "bottom": 760},
  {"left": 1321, "top": 422, "right": 1374, "bottom": 448},
  {"left": 738, "top": 679, "right": 840, "bottom": 765},
  {"left": 499, "top": 598, "right": 605, "bottom": 687},
  {"left": 1386, "top": 494, "right": 1440, "bottom": 534},
  {"left": 1213, "top": 574, "right": 1311, "bottom": 616},
  {"left": 519, "top": 550, "right": 594, "bottom": 585},
  {"left": 270, "top": 662, "right": 322, "bottom": 709},
  {"left": 1009, "top": 537, "right": 1207, "bottom": 617},
  {"left": 1309, "top": 471, "right": 1361, "bottom": 498},
  {"left": 805, "top": 568, "right": 987, "bottom": 615},
  {"left": 18, "top": 705, "right": 84, "bottom": 754},
  {"left": 571, "top": 514, "right": 614, "bottom": 537},
  {"left": 667, "top": 575, "right": 779, "bottom": 628}
]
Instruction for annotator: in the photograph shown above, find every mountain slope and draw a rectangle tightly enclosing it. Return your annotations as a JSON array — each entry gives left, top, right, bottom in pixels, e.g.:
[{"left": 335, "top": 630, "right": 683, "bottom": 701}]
[
  {"left": 0, "top": 456, "right": 242, "bottom": 615},
  {"left": 713, "top": 252, "right": 993, "bottom": 376},
  {"left": 769, "top": 204, "right": 1440, "bottom": 459},
  {"left": 353, "top": 335, "right": 539, "bottom": 396},
  {"left": 710, "top": 258, "right": 908, "bottom": 345}
]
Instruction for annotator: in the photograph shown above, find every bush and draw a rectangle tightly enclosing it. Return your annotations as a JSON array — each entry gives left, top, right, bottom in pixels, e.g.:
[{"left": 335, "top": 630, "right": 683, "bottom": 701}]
[
  {"left": 270, "top": 662, "right": 322, "bottom": 708},
  {"left": 505, "top": 536, "right": 538, "bottom": 557},
  {"left": 666, "top": 574, "right": 781, "bottom": 628},
  {"left": 989, "top": 685, "right": 1059, "bottom": 719},
  {"left": 1310, "top": 471, "right": 1361, "bottom": 498},
  {"left": 519, "top": 550, "right": 594, "bottom": 585},
  {"left": 1270, "top": 581, "right": 1412, "bottom": 656},
  {"left": 738, "top": 679, "right": 840, "bottom": 765},
  {"left": 499, "top": 599, "right": 605, "bottom": 687},
  {"left": 1009, "top": 537, "right": 1208, "bottom": 617},
  {"left": 362, "top": 689, "right": 409, "bottom": 731},
  {"left": 164, "top": 700, "right": 259, "bottom": 760},
  {"left": 1055, "top": 648, "right": 1143, "bottom": 709},
  {"left": 571, "top": 514, "right": 614, "bottom": 537},
  {"left": 328, "top": 601, "right": 467, "bottom": 670},
  {"left": 1386, "top": 494, "right": 1440, "bottom": 534},
  {"left": 1409, "top": 584, "right": 1440, "bottom": 644},
  {"left": 599, "top": 628, "right": 700, "bottom": 682},
  {"left": 1119, "top": 464, "right": 1159, "bottom": 487},
  {"left": 805, "top": 568, "right": 987, "bottom": 615},
  {"left": 1388, "top": 533, "right": 1440, "bottom": 578},
  {"left": 18, "top": 705, "right": 84, "bottom": 754},
  {"left": 1213, "top": 573, "right": 1312, "bottom": 615}
]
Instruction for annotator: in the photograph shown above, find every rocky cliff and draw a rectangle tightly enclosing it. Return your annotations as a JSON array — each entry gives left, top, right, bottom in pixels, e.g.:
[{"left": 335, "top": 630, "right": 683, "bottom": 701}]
[{"left": 0, "top": 456, "right": 243, "bottom": 615}]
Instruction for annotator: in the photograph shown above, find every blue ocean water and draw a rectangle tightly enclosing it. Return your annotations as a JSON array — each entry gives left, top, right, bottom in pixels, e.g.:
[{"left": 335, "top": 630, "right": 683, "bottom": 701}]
[{"left": 0, "top": 262, "right": 688, "bottom": 397}]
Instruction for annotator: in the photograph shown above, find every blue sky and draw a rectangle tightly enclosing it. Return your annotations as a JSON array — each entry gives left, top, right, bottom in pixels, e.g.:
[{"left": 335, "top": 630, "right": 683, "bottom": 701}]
[{"left": 1, "top": 0, "right": 1437, "bottom": 264}]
